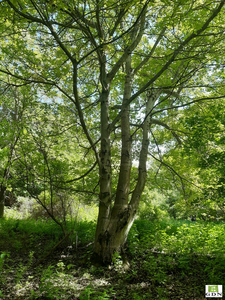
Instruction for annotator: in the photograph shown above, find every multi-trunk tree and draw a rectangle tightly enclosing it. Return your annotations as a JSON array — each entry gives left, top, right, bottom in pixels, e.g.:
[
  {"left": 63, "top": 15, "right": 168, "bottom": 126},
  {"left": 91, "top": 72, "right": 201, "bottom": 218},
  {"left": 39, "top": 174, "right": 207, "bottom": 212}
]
[{"left": 0, "top": 0, "right": 225, "bottom": 262}]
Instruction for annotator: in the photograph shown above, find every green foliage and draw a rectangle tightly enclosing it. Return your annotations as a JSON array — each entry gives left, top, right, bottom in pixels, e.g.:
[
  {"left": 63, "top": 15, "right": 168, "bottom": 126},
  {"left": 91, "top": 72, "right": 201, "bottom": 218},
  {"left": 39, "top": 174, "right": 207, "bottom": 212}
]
[
  {"left": 0, "top": 252, "right": 9, "bottom": 271},
  {"left": 0, "top": 250, "right": 10, "bottom": 296},
  {"left": 39, "top": 265, "right": 59, "bottom": 299},
  {"left": 138, "top": 188, "right": 170, "bottom": 221},
  {"left": 79, "top": 285, "right": 112, "bottom": 300},
  {"left": 2, "top": 215, "right": 225, "bottom": 299},
  {"left": 127, "top": 222, "right": 140, "bottom": 255},
  {"left": 111, "top": 251, "right": 124, "bottom": 273},
  {"left": 132, "top": 219, "right": 225, "bottom": 256},
  {"left": 0, "top": 0, "right": 225, "bottom": 269},
  {"left": 15, "top": 251, "right": 34, "bottom": 284}
]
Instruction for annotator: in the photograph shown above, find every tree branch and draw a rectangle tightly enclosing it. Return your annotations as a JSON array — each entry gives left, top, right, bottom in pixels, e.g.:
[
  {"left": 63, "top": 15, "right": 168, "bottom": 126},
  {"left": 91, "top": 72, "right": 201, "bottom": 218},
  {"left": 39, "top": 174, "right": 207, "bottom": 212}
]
[
  {"left": 72, "top": 6, "right": 98, "bottom": 29},
  {"left": 72, "top": 62, "right": 100, "bottom": 167},
  {"left": 149, "top": 152, "right": 203, "bottom": 190},
  {"left": 63, "top": 161, "right": 98, "bottom": 184},
  {"left": 151, "top": 118, "right": 182, "bottom": 145},
  {"left": 5, "top": 0, "right": 46, "bottom": 24},
  {"left": 0, "top": 69, "right": 55, "bottom": 86},
  {"left": 133, "top": 26, "right": 166, "bottom": 76},
  {"left": 151, "top": 95, "right": 225, "bottom": 116},
  {"left": 109, "top": 8, "right": 127, "bottom": 37},
  {"left": 107, "top": 2, "right": 148, "bottom": 82},
  {"left": 109, "top": 0, "right": 225, "bottom": 131}
]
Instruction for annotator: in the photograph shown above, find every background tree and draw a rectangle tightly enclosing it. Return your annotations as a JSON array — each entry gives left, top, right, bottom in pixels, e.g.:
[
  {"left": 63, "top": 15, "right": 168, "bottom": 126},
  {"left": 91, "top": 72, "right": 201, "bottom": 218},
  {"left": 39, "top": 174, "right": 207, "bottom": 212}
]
[
  {"left": 13, "top": 99, "right": 99, "bottom": 234},
  {"left": 0, "top": 83, "right": 30, "bottom": 217},
  {"left": 144, "top": 97, "right": 225, "bottom": 221},
  {"left": 182, "top": 98, "right": 225, "bottom": 220},
  {"left": 0, "top": 0, "right": 225, "bottom": 262}
]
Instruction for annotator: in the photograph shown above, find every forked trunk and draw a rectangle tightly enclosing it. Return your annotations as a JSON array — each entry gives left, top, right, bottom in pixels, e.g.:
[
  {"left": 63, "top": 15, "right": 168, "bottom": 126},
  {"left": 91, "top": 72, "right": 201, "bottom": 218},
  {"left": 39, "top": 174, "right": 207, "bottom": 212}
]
[
  {"left": 93, "top": 206, "right": 136, "bottom": 263},
  {"left": 94, "top": 54, "right": 134, "bottom": 263},
  {"left": 93, "top": 90, "right": 160, "bottom": 264}
]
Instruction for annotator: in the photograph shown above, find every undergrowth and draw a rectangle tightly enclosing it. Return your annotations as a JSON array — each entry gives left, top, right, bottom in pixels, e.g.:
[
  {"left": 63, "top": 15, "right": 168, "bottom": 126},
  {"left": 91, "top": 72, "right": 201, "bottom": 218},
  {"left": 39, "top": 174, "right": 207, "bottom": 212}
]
[{"left": 1, "top": 217, "right": 225, "bottom": 299}]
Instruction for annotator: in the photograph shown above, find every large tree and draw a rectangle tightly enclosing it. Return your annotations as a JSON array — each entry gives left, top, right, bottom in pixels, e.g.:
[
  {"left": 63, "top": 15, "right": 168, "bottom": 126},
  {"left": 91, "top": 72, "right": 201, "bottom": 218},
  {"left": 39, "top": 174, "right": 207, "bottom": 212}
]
[{"left": 0, "top": 0, "right": 225, "bottom": 262}]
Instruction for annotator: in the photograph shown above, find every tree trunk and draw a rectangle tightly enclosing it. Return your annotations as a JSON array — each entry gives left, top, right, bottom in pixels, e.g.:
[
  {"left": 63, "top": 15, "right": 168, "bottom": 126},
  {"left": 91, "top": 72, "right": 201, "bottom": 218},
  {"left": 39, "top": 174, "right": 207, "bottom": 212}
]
[
  {"left": 93, "top": 54, "right": 133, "bottom": 263},
  {"left": 93, "top": 207, "right": 136, "bottom": 264},
  {"left": 0, "top": 186, "right": 6, "bottom": 218},
  {"left": 93, "top": 52, "right": 161, "bottom": 263},
  {"left": 93, "top": 89, "right": 160, "bottom": 264},
  {"left": 94, "top": 88, "right": 112, "bottom": 252},
  {"left": 129, "top": 90, "right": 160, "bottom": 212},
  {"left": 93, "top": 18, "right": 159, "bottom": 263},
  {"left": 94, "top": 47, "right": 112, "bottom": 258}
]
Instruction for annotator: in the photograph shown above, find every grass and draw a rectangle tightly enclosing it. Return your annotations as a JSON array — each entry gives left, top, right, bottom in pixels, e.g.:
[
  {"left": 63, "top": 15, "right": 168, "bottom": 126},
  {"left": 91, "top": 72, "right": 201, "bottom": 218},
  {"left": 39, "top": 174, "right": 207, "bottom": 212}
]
[{"left": 1, "top": 216, "right": 225, "bottom": 299}]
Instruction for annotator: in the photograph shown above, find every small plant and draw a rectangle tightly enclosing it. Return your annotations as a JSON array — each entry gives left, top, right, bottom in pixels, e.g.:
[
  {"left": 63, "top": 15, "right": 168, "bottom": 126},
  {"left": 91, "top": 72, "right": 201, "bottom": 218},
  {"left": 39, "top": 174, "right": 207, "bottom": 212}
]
[
  {"left": 112, "top": 252, "right": 123, "bottom": 272},
  {"left": 28, "top": 251, "right": 34, "bottom": 266},
  {"left": 79, "top": 285, "right": 112, "bottom": 300},
  {"left": 56, "top": 260, "right": 65, "bottom": 272},
  {"left": 132, "top": 292, "right": 143, "bottom": 300},
  {"left": 14, "top": 251, "right": 34, "bottom": 284},
  {"left": 0, "top": 251, "right": 10, "bottom": 289},
  {"left": 0, "top": 251, "right": 10, "bottom": 271},
  {"left": 0, "top": 252, "right": 10, "bottom": 298},
  {"left": 39, "top": 265, "right": 54, "bottom": 287},
  {"left": 79, "top": 285, "right": 93, "bottom": 300},
  {"left": 38, "top": 265, "right": 60, "bottom": 299}
]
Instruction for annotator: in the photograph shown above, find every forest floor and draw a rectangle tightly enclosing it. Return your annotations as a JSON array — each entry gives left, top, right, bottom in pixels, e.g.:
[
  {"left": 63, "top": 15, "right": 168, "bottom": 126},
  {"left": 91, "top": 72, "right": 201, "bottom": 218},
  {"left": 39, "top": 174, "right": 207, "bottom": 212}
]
[{"left": 0, "top": 217, "right": 225, "bottom": 299}]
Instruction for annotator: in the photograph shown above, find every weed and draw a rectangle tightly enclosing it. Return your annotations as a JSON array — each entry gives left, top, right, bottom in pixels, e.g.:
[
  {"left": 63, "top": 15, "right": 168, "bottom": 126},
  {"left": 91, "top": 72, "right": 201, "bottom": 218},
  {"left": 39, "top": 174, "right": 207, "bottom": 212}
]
[
  {"left": 79, "top": 285, "right": 112, "bottom": 300},
  {"left": 39, "top": 265, "right": 57, "bottom": 298},
  {"left": 0, "top": 252, "right": 10, "bottom": 297},
  {"left": 0, "top": 251, "right": 10, "bottom": 271}
]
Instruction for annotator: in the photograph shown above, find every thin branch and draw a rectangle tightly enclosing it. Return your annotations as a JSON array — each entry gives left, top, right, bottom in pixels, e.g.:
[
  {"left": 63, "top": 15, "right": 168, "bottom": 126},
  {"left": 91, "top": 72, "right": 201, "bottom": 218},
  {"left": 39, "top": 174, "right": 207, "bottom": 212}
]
[
  {"left": 149, "top": 152, "right": 203, "bottom": 190},
  {"left": 107, "top": 2, "right": 148, "bottom": 82},
  {"left": 0, "top": 69, "right": 55, "bottom": 85},
  {"left": 109, "top": 8, "right": 127, "bottom": 37},
  {"left": 151, "top": 95, "right": 225, "bottom": 116},
  {"left": 72, "top": 62, "right": 101, "bottom": 166},
  {"left": 109, "top": 0, "right": 225, "bottom": 131},
  {"left": 44, "top": 22, "right": 75, "bottom": 63},
  {"left": 133, "top": 26, "right": 167, "bottom": 76},
  {"left": 151, "top": 118, "right": 182, "bottom": 145},
  {"left": 5, "top": 0, "right": 46, "bottom": 24},
  {"left": 150, "top": 128, "right": 162, "bottom": 160},
  {"left": 77, "top": 4, "right": 148, "bottom": 65},
  {"left": 53, "top": 81, "right": 100, "bottom": 166},
  {"left": 63, "top": 161, "right": 98, "bottom": 184},
  {"left": 72, "top": 6, "right": 97, "bottom": 29}
]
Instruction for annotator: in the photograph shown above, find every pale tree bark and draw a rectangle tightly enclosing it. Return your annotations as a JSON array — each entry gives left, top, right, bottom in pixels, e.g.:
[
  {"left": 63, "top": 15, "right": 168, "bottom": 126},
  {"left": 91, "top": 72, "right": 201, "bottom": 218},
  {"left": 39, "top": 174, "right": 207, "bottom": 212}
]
[
  {"left": 93, "top": 5, "right": 148, "bottom": 264},
  {"left": 93, "top": 81, "right": 161, "bottom": 263},
  {"left": 94, "top": 88, "right": 112, "bottom": 252},
  {"left": 93, "top": 44, "right": 112, "bottom": 257},
  {"left": 129, "top": 90, "right": 161, "bottom": 212},
  {"left": 93, "top": 53, "right": 133, "bottom": 262}
]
